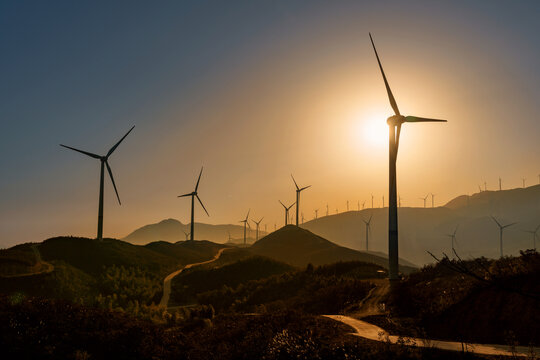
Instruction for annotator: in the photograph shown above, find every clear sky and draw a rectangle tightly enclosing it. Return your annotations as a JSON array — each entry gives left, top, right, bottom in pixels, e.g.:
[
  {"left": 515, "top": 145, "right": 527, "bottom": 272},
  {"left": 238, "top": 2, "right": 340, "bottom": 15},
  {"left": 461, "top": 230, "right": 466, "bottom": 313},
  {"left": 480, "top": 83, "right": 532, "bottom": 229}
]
[{"left": 1, "top": 0, "right": 539, "bottom": 247}]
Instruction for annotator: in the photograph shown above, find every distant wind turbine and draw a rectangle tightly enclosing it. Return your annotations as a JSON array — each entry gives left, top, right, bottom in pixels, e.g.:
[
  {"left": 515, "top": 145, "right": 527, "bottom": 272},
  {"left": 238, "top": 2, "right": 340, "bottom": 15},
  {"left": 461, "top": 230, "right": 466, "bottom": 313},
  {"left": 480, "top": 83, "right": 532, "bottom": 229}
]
[
  {"left": 431, "top": 193, "right": 435, "bottom": 208},
  {"left": 239, "top": 209, "right": 251, "bottom": 246},
  {"left": 420, "top": 194, "right": 429, "bottom": 208},
  {"left": 357, "top": 201, "right": 360, "bottom": 211},
  {"left": 484, "top": 181, "right": 487, "bottom": 191},
  {"left": 499, "top": 177, "right": 502, "bottom": 191},
  {"left": 252, "top": 216, "right": 264, "bottom": 241},
  {"left": 291, "top": 175, "right": 311, "bottom": 226},
  {"left": 446, "top": 225, "right": 458, "bottom": 257},
  {"left": 382, "top": 195, "right": 384, "bottom": 208},
  {"left": 523, "top": 225, "right": 540, "bottom": 251},
  {"left": 522, "top": 177, "right": 526, "bottom": 188},
  {"left": 370, "top": 33, "right": 447, "bottom": 280},
  {"left": 183, "top": 230, "right": 190, "bottom": 241},
  {"left": 326, "top": 203, "right": 329, "bottom": 216},
  {"left": 60, "top": 126, "right": 135, "bottom": 241},
  {"left": 371, "top": 194, "right": 374, "bottom": 208},
  {"left": 279, "top": 200, "right": 295, "bottom": 226},
  {"left": 362, "top": 201, "right": 366, "bottom": 209},
  {"left": 314, "top": 209, "right": 319, "bottom": 219},
  {"left": 491, "top": 216, "right": 517, "bottom": 257},
  {"left": 178, "top": 167, "right": 209, "bottom": 241},
  {"left": 363, "top": 215, "right": 373, "bottom": 251}
]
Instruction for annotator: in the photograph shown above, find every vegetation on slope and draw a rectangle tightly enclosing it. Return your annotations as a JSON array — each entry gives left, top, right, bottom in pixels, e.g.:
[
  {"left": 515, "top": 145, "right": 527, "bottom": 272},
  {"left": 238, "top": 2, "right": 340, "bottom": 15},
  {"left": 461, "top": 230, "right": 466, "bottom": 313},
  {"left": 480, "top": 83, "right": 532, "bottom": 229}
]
[
  {"left": 388, "top": 250, "right": 540, "bottom": 346},
  {"left": 197, "top": 261, "right": 385, "bottom": 314}
]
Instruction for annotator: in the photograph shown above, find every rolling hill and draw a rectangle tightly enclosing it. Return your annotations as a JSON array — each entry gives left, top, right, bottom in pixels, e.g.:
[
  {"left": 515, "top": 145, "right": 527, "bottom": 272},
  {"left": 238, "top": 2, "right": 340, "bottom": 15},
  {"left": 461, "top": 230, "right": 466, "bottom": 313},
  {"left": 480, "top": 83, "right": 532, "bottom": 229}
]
[
  {"left": 123, "top": 218, "right": 264, "bottom": 245},
  {"left": 249, "top": 225, "right": 416, "bottom": 273},
  {"left": 302, "top": 185, "right": 540, "bottom": 265}
]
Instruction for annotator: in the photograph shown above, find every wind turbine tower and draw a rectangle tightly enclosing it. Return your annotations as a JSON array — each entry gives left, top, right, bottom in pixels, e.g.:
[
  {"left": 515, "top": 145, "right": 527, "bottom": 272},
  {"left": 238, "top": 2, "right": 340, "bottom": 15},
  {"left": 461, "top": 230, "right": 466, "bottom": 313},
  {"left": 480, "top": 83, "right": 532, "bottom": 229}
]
[
  {"left": 363, "top": 215, "right": 373, "bottom": 251},
  {"left": 239, "top": 209, "right": 251, "bottom": 246},
  {"left": 522, "top": 178, "right": 526, "bottom": 188},
  {"left": 60, "top": 126, "right": 135, "bottom": 241},
  {"left": 524, "top": 225, "right": 540, "bottom": 250},
  {"left": 291, "top": 175, "right": 311, "bottom": 226},
  {"left": 314, "top": 209, "right": 319, "bottom": 219},
  {"left": 252, "top": 216, "right": 264, "bottom": 241},
  {"left": 279, "top": 200, "right": 295, "bottom": 226},
  {"left": 491, "top": 216, "right": 517, "bottom": 257},
  {"left": 178, "top": 167, "right": 210, "bottom": 241},
  {"left": 370, "top": 33, "right": 447, "bottom": 280},
  {"left": 431, "top": 193, "right": 435, "bottom": 208},
  {"left": 499, "top": 177, "right": 502, "bottom": 191},
  {"left": 420, "top": 194, "right": 429, "bottom": 208},
  {"left": 446, "top": 225, "right": 458, "bottom": 256}
]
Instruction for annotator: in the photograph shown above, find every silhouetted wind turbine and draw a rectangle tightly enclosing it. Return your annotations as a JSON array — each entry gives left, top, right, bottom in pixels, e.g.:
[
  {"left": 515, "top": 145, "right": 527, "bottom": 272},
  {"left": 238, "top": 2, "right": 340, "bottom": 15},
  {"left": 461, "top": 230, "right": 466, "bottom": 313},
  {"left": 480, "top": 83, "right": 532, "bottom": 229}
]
[
  {"left": 326, "top": 203, "right": 329, "bottom": 216},
  {"left": 382, "top": 195, "right": 385, "bottom": 208},
  {"left": 491, "top": 216, "right": 517, "bottom": 258},
  {"left": 60, "top": 126, "right": 135, "bottom": 241},
  {"left": 252, "top": 216, "right": 264, "bottom": 241},
  {"left": 446, "top": 225, "right": 458, "bottom": 256},
  {"left": 420, "top": 194, "right": 429, "bottom": 208},
  {"left": 499, "top": 177, "right": 502, "bottom": 191},
  {"left": 522, "top": 177, "right": 526, "bottom": 188},
  {"left": 523, "top": 224, "right": 540, "bottom": 250},
  {"left": 431, "top": 193, "right": 435, "bottom": 208},
  {"left": 362, "top": 201, "right": 366, "bottom": 209},
  {"left": 291, "top": 175, "right": 311, "bottom": 226},
  {"left": 178, "top": 167, "right": 209, "bottom": 241},
  {"left": 363, "top": 215, "right": 373, "bottom": 251},
  {"left": 347, "top": 200, "right": 349, "bottom": 211},
  {"left": 371, "top": 194, "right": 374, "bottom": 208},
  {"left": 370, "top": 33, "right": 447, "bottom": 280},
  {"left": 314, "top": 209, "right": 319, "bottom": 219},
  {"left": 279, "top": 200, "right": 295, "bottom": 226},
  {"left": 239, "top": 209, "right": 251, "bottom": 246},
  {"left": 183, "top": 230, "right": 190, "bottom": 241}
]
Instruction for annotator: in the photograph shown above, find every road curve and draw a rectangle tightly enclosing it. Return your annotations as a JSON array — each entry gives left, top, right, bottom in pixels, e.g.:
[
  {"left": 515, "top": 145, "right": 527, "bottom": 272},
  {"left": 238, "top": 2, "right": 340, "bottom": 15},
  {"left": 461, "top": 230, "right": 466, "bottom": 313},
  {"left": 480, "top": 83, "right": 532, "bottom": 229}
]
[
  {"left": 159, "top": 248, "right": 228, "bottom": 308},
  {"left": 323, "top": 315, "right": 539, "bottom": 357}
]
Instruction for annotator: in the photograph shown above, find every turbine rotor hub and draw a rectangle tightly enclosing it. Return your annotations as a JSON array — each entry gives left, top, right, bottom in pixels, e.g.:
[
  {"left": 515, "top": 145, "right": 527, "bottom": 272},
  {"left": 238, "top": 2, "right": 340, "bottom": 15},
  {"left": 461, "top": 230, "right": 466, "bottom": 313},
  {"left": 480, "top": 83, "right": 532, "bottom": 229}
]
[{"left": 387, "top": 115, "right": 404, "bottom": 126}]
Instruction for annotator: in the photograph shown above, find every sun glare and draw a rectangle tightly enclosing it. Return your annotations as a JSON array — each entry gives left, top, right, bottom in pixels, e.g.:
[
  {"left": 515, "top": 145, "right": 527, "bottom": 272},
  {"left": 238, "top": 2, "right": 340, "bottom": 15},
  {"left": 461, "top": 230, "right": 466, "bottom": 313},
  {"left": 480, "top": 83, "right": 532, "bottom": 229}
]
[{"left": 362, "top": 114, "right": 388, "bottom": 147}]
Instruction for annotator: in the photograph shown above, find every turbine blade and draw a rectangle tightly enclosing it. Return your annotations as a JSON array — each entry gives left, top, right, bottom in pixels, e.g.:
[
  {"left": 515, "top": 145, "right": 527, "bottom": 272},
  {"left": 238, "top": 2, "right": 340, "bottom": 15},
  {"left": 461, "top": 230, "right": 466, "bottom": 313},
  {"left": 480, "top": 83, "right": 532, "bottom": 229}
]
[
  {"left": 60, "top": 144, "right": 101, "bottom": 159},
  {"left": 503, "top": 222, "right": 517, "bottom": 229},
  {"left": 300, "top": 185, "right": 311, "bottom": 191},
  {"left": 195, "top": 167, "right": 203, "bottom": 191},
  {"left": 105, "top": 161, "right": 121, "bottom": 205},
  {"left": 196, "top": 194, "right": 209, "bottom": 216},
  {"left": 369, "top": 33, "right": 400, "bottom": 116},
  {"left": 245, "top": 209, "right": 250, "bottom": 220},
  {"left": 291, "top": 174, "right": 299, "bottom": 190},
  {"left": 106, "top": 125, "right": 135, "bottom": 158},
  {"left": 259, "top": 216, "right": 264, "bottom": 223},
  {"left": 491, "top": 216, "right": 502, "bottom": 228},
  {"left": 405, "top": 116, "right": 447, "bottom": 123},
  {"left": 279, "top": 200, "right": 286, "bottom": 209},
  {"left": 178, "top": 193, "right": 192, "bottom": 198}
]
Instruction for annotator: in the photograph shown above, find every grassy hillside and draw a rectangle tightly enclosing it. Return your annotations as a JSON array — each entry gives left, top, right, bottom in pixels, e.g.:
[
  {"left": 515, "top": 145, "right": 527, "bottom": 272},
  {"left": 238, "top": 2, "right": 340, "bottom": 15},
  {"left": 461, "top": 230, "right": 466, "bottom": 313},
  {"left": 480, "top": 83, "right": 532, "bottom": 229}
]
[
  {"left": 0, "top": 237, "right": 226, "bottom": 316},
  {"left": 388, "top": 250, "right": 540, "bottom": 346},
  {"left": 198, "top": 261, "right": 385, "bottom": 314},
  {"left": 250, "top": 225, "right": 416, "bottom": 273},
  {"left": 170, "top": 255, "right": 294, "bottom": 306}
]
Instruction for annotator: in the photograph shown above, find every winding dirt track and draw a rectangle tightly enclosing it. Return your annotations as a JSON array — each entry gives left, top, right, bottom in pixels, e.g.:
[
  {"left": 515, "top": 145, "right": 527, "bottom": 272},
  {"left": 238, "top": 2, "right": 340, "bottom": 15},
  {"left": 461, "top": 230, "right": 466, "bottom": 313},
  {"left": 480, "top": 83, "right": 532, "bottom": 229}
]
[
  {"left": 159, "top": 248, "right": 227, "bottom": 308},
  {"left": 324, "top": 279, "right": 539, "bottom": 357},
  {"left": 323, "top": 315, "right": 539, "bottom": 357}
]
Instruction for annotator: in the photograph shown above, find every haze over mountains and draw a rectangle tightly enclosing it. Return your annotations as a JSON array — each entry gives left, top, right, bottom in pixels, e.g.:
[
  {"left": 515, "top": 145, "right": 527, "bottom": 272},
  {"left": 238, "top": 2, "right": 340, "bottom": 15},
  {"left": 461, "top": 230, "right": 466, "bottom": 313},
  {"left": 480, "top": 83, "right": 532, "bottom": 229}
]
[
  {"left": 123, "top": 186, "right": 540, "bottom": 265},
  {"left": 123, "top": 218, "right": 265, "bottom": 245},
  {"left": 303, "top": 185, "right": 540, "bottom": 264}
]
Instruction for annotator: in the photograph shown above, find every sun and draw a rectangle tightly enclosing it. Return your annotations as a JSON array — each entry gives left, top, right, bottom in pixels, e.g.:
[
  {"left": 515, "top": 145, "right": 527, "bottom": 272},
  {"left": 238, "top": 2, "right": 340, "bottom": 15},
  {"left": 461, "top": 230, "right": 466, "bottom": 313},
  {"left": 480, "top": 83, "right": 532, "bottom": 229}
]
[{"left": 362, "top": 113, "right": 388, "bottom": 147}]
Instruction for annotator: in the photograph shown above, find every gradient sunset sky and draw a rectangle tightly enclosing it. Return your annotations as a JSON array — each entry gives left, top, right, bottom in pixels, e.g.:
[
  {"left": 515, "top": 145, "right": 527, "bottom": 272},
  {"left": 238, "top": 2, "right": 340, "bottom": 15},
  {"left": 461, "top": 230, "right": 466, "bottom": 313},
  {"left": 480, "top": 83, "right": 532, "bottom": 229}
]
[{"left": 1, "top": 1, "right": 539, "bottom": 247}]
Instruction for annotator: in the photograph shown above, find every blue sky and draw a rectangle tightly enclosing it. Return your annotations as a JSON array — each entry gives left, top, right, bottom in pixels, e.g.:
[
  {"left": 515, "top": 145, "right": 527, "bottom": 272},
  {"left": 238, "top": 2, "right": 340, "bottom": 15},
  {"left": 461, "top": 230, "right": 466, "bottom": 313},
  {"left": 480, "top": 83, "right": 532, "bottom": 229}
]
[{"left": 1, "top": 1, "right": 539, "bottom": 246}]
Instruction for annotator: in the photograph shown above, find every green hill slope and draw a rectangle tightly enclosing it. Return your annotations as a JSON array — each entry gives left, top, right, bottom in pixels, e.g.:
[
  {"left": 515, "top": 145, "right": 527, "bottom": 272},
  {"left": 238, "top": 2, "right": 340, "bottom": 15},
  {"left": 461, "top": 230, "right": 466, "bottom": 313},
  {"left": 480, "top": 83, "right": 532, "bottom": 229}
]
[{"left": 249, "top": 225, "right": 416, "bottom": 273}]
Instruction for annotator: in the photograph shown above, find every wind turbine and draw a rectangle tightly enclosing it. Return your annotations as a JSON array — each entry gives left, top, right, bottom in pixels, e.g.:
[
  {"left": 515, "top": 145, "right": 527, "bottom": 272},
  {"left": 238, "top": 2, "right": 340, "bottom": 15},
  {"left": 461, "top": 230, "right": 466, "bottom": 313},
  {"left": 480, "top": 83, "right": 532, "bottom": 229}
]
[
  {"left": 491, "top": 216, "right": 517, "bottom": 258},
  {"left": 362, "top": 201, "right": 366, "bottom": 209},
  {"left": 382, "top": 195, "right": 385, "bottom": 208},
  {"left": 279, "top": 200, "right": 295, "bottom": 226},
  {"left": 431, "top": 193, "right": 435, "bottom": 208},
  {"left": 178, "top": 167, "right": 209, "bottom": 241},
  {"left": 523, "top": 224, "right": 540, "bottom": 250},
  {"left": 60, "top": 125, "right": 135, "bottom": 241},
  {"left": 499, "top": 177, "right": 502, "bottom": 191},
  {"left": 252, "top": 216, "right": 264, "bottom": 241},
  {"left": 363, "top": 214, "right": 373, "bottom": 251},
  {"left": 326, "top": 203, "right": 329, "bottom": 216},
  {"left": 357, "top": 201, "right": 360, "bottom": 211},
  {"left": 314, "top": 209, "right": 319, "bottom": 219},
  {"left": 239, "top": 209, "right": 251, "bottom": 246},
  {"left": 420, "top": 194, "right": 429, "bottom": 208},
  {"left": 183, "top": 230, "right": 190, "bottom": 241},
  {"left": 291, "top": 175, "right": 311, "bottom": 226},
  {"left": 522, "top": 177, "right": 526, "bottom": 188},
  {"left": 301, "top": 213, "right": 305, "bottom": 224},
  {"left": 347, "top": 200, "right": 349, "bottom": 211},
  {"left": 446, "top": 225, "right": 458, "bottom": 257},
  {"left": 370, "top": 33, "right": 447, "bottom": 280},
  {"left": 371, "top": 194, "right": 374, "bottom": 208}
]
